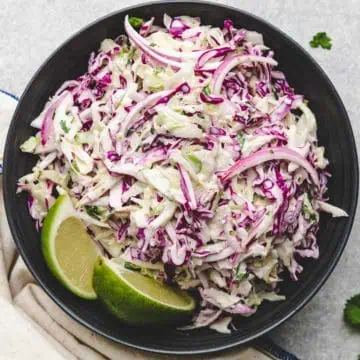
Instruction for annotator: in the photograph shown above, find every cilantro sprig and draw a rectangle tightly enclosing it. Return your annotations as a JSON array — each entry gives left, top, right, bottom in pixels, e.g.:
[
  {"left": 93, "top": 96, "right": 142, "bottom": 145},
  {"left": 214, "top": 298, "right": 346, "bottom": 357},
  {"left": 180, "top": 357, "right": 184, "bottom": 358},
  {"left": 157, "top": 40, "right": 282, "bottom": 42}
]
[
  {"left": 310, "top": 32, "right": 332, "bottom": 50},
  {"left": 344, "top": 294, "right": 360, "bottom": 329},
  {"left": 60, "top": 120, "right": 70, "bottom": 134},
  {"left": 85, "top": 205, "right": 104, "bottom": 220},
  {"left": 129, "top": 16, "right": 144, "bottom": 29},
  {"left": 202, "top": 85, "right": 211, "bottom": 96},
  {"left": 232, "top": 265, "right": 249, "bottom": 281},
  {"left": 124, "top": 261, "right": 141, "bottom": 271},
  {"left": 237, "top": 133, "right": 246, "bottom": 149}
]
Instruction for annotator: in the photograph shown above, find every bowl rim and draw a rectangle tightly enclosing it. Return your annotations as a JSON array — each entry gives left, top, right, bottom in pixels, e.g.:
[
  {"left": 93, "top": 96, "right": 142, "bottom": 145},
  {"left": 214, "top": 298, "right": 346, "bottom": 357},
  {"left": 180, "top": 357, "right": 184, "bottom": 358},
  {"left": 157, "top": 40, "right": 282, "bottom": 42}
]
[{"left": 3, "top": 0, "right": 359, "bottom": 355}]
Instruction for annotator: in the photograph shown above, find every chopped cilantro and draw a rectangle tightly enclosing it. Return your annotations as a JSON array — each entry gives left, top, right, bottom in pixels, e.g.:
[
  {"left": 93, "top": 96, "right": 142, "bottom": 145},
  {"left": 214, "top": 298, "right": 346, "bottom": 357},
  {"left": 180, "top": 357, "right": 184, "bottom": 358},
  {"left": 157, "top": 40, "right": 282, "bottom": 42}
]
[
  {"left": 237, "top": 133, "right": 246, "bottom": 148},
  {"left": 129, "top": 16, "right": 144, "bottom": 29},
  {"left": 233, "top": 265, "right": 249, "bottom": 281},
  {"left": 85, "top": 205, "right": 103, "bottom": 220},
  {"left": 202, "top": 85, "right": 211, "bottom": 96},
  {"left": 310, "top": 32, "right": 332, "bottom": 50},
  {"left": 302, "top": 203, "right": 317, "bottom": 222},
  {"left": 236, "top": 272, "right": 249, "bottom": 281},
  {"left": 60, "top": 120, "right": 70, "bottom": 134},
  {"left": 124, "top": 261, "right": 141, "bottom": 271},
  {"left": 308, "top": 191, "right": 313, "bottom": 203},
  {"left": 344, "top": 294, "right": 360, "bottom": 329}
]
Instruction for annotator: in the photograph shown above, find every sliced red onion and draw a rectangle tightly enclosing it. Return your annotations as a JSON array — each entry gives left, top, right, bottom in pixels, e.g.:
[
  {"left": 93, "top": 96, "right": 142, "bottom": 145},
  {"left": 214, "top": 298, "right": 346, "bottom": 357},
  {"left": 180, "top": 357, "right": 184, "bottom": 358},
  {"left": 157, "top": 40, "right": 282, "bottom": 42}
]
[
  {"left": 179, "top": 165, "right": 197, "bottom": 210},
  {"left": 196, "top": 46, "right": 234, "bottom": 69},
  {"left": 220, "top": 147, "right": 320, "bottom": 186},
  {"left": 125, "top": 16, "right": 182, "bottom": 68},
  {"left": 211, "top": 55, "right": 278, "bottom": 95},
  {"left": 41, "top": 91, "right": 71, "bottom": 145},
  {"left": 125, "top": 15, "right": 189, "bottom": 62},
  {"left": 125, "top": 15, "right": 235, "bottom": 62}
]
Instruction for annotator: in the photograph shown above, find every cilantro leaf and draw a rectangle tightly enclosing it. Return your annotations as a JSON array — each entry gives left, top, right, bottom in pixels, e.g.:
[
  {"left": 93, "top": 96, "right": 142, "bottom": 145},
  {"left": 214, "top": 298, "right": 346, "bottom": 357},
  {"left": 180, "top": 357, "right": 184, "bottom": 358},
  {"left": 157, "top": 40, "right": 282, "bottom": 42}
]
[
  {"left": 124, "top": 261, "right": 141, "bottom": 271},
  {"left": 237, "top": 133, "right": 246, "bottom": 148},
  {"left": 60, "top": 120, "right": 70, "bottom": 134},
  {"left": 302, "top": 203, "right": 317, "bottom": 222},
  {"left": 232, "top": 265, "right": 249, "bottom": 281},
  {"left": 236, "top": 272, "right": 249, "bottom": 281},
  {"left": 203, "top": 85, "right": 211, "bottom": 96},
  {"left": 310, "top": 32, "right": 332, "bottom": 50},
  {"left": 308, "top": 191, "right": 313, "bottom": 203},
  {"left": 129, "top": 16, "right": 144, "bottom": 29},
  {"left": 85, "top": 205, "right": 103, "bottom": 220},
  {"left": 344, "top": 294, "right": 360, "bottom": 329}
]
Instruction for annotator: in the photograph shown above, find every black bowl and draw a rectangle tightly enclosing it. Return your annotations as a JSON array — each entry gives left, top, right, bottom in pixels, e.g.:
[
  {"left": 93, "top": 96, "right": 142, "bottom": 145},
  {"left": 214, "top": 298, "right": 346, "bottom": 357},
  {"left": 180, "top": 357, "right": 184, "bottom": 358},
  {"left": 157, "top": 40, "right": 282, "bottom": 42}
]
[{"left": 3, "top": 1, "right": 358, "bottom": 355}]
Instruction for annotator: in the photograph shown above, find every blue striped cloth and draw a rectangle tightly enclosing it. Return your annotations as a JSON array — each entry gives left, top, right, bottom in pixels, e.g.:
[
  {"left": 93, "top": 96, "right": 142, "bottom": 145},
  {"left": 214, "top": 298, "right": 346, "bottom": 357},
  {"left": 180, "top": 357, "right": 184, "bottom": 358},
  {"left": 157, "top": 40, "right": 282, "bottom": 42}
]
[{"left": 0, "top": 88, "right": 19, "bottom": 101}]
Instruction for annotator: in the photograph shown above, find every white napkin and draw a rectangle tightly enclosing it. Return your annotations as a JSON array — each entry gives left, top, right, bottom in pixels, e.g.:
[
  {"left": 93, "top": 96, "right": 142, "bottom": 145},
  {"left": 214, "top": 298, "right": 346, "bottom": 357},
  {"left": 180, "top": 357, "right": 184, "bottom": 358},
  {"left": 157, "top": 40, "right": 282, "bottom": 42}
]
[{"left": 0, "top": 90, "right": 287, "bottom": 360}]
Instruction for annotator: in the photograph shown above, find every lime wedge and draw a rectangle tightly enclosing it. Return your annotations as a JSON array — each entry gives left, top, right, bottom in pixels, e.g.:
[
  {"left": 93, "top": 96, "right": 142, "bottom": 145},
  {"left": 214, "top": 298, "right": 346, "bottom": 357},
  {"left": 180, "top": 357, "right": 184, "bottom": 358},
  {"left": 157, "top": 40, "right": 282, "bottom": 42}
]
[
  {"left": 41, "top": 195, "right": 98, "bottom": 299},
  {"left": 93, "top": 257, "right": 196, "bottom": 325}
]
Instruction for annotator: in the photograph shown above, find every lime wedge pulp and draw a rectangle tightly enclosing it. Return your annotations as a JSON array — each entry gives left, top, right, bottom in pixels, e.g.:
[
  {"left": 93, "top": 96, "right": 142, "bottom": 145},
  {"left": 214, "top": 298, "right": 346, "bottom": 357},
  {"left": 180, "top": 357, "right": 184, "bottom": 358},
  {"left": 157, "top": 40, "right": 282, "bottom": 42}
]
[
  {"left": 93, "top": 257, "right": 196, "bottom": 325},
  {"left": 41, "top": 195, "right": 99, "bottom": 299}
]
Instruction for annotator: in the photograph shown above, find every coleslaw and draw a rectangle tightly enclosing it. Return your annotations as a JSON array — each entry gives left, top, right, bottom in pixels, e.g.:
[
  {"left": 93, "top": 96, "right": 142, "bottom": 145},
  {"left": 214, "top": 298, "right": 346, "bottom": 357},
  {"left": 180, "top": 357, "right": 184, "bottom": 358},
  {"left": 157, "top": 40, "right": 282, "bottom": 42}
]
[{"left": 18, "top": 14, "right": 348, "bottom": 333}]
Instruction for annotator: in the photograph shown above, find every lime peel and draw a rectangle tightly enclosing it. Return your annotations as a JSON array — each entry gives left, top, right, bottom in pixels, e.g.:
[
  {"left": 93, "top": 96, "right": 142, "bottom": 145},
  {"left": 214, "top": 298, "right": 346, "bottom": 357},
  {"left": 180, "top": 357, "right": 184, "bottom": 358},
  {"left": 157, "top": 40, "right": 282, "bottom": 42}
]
[{"left": 93, "top": 257, "right": 195, "bottom": 325}]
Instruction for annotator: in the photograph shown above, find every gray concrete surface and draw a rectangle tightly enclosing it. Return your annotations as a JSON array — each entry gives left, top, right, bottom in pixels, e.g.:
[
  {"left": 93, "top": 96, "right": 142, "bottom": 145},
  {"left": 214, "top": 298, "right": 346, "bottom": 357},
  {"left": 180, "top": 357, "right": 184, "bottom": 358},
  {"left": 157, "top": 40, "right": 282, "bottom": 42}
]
[{"left": 1, "top": 0, "right": 359, "bottom": 359}]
